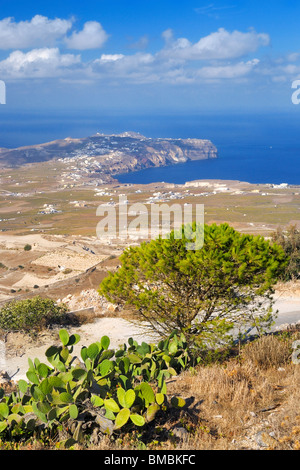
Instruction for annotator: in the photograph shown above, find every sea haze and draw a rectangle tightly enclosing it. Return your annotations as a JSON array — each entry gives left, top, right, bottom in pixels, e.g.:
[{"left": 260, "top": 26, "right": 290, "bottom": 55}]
[{"left": 0, "top": 111, "right": 299, "bottom": 185}]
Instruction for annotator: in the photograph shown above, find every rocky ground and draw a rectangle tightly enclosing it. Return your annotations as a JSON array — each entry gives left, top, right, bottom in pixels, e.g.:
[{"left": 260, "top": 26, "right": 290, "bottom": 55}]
[{"left": 58, "top": 289, "right": 120, "bottom": 316}]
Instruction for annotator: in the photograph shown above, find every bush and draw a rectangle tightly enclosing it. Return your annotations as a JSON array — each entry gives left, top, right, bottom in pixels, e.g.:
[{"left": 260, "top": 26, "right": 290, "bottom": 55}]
[
  {"left": 63, "top": 268, "right": 73, "bottom": 275},
  {"left": 0, "top": 296, "right": 68, "bottom": 332},
  {"left": 24, "top": 244, "right": 32, "bottom": 251},
  {"left": 272, "top": 225, "right": 300, "bottom": 280}
]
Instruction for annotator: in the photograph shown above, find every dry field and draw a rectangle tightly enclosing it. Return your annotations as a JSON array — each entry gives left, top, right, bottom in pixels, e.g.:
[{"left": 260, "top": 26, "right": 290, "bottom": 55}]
[
  {"left": 0, "top": 231, "right": 122, "bottom": 305},
  {"left": 1, "top": 165, "right": 299, "bottom": 305},
  {"left": 0, "top": 159, "right": 299, "bottom": 239}
]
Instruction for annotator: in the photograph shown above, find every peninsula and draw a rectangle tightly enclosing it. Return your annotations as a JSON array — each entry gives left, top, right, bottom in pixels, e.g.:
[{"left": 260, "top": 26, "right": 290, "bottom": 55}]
[{"left": 0, "top": 131, "right": 217, "bottom": 183}]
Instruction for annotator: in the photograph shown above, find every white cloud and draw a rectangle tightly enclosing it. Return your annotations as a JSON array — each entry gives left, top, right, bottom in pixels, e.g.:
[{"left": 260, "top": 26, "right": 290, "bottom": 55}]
[
  {"left": 64, "top": 21, "right": 108, "bottom": 50},
  {"left": 0, "top": 15, "right": 72, "bottom": 49},
  {"left": 160, "top": 28, "right": 270, "bottom": 61},
  {"left": 89, "top": 27, "right": 268, "bottom": 85},
  {"left": 98, "top": 54, "right": 125, "bottom": 62},
  {"left": 0, "top": 48, "right": 81, "bottom": 78},
  {"left": 161, "top": 29, "right": 174, "bottom": 44},
  {"left": 92, "top": 52, "right": 155, "bottom": 83},
  {"left": 0, "top": 16, "right": 108, "bottom": 51},
  {"left": 257, "top": 53, "right": 300, "bottom": 82},
  {"left": 129, "top": 35, "right": 149, "bottom": 50},
  {"left": 286, "top": 52, "right": 300, "bottom": 63},
  {"left": 196, "top": 59, "right": 260, "bottom": 79},
  {"left": 0, "top": 22, "right": 282, "bottom": 86},
  {"left": 91, "top": 50, "right": 259, "bottom": 84},
  {"left": 93, "top": 52, "right": 154, "bottom": 71}
]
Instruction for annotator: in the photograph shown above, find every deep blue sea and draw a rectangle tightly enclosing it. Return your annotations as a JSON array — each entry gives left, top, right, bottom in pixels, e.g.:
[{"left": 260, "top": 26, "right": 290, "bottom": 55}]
[{"left": 0, "top": 110, "right": 299, "bottom": 185}]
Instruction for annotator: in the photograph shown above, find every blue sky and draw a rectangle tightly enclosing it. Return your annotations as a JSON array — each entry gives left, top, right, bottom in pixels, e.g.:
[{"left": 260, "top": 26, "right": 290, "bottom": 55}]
[{"left": 1, "top": 0, "right": 300, "bottom": 114}]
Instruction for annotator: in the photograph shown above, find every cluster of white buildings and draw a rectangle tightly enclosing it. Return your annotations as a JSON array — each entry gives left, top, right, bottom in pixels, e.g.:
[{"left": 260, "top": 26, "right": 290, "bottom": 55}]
[
  {"left": 57, "top": 154, "right": 103, "bottom": 187},
  {"left": 145, "top": 191, "right": 186, "bottom": 203},
  {"left": 39, "top": 204, "right": 61, "bottom": 215}
]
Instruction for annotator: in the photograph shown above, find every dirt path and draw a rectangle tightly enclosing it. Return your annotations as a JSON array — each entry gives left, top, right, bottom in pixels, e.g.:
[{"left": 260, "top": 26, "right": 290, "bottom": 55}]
[{"left": 2, "top": 317, "right": 156, "bottom": 381}]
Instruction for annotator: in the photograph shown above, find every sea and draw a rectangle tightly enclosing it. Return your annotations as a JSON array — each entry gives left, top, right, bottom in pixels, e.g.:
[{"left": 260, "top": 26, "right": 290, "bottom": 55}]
[{"left": 0, "top": 110, "right": 299, "bottom": 185}]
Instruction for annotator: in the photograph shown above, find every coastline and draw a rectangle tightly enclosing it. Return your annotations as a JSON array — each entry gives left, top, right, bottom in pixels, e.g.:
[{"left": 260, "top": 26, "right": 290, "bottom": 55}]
[{"left": 115, "top": 157, "right": 300, "bottom": 187}]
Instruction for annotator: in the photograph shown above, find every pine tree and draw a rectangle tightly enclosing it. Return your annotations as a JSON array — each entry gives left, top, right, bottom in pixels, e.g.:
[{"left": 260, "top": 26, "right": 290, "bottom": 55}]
[{"left": 99, "top": 223, "right": 287, "bottom": 348}]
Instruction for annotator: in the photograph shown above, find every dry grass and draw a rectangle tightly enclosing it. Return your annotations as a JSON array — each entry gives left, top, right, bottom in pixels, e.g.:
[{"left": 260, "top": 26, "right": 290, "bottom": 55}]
[
  {"left": 86, "top": 330, "right": 300, "bottom": 451},
  {"left": 240, "top": 334, "right": 292, "bottom": 369},
  {"left": 86, "top": 353, "right": 300, "bottom": 451},
  {"left": 1, "top": 330, "right": 300, "bottom": 451},
  {"left": 166, "top": 331, "right": 300, "bottom": 450},
  {"left": 275, "top": 279, "right": 300, "bottom": 297}
]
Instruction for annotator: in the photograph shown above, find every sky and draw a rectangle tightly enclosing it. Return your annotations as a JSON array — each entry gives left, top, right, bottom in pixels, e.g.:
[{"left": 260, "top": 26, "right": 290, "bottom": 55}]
[{"left": 0, "top": 0, "right": 300, "bottom": 115}]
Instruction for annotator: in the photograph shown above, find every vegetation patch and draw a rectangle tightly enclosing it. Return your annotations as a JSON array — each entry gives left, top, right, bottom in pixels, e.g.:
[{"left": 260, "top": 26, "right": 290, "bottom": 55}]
[
  {"left": 272, "top": 225, "right": 300, "bottom": 281},
  {"left": 0, "top": 329, "right": 190, "bottom": 449},
  {"left": 0, "top": 296, "right": 69, "bottom": 333}
]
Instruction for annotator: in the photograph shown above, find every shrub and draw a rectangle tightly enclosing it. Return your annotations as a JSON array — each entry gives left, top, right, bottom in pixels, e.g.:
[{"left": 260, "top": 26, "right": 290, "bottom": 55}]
[
  {"left": 271, "top": 225, "right": 300, "bottom": 280},
  {"left": 0, "top": 296, "right": 68, "bottom": 332},
  {"left": 24, "top": 244, "right": 32, "bottom": 251},
  {"left": 63, "top": 268, "right": 73, "bottom": 275}
]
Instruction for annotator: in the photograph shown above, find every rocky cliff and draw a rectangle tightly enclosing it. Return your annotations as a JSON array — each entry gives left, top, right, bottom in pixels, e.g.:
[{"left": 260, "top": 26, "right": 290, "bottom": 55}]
[{"left": 0, "top": 132, "right": 217, "bottom": 176}]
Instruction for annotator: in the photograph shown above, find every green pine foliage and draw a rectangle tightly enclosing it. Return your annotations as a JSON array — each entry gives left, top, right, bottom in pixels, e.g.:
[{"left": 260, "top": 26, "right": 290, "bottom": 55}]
[{"left": 99, "top": 223, "right": 288, "bottom": 348}]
